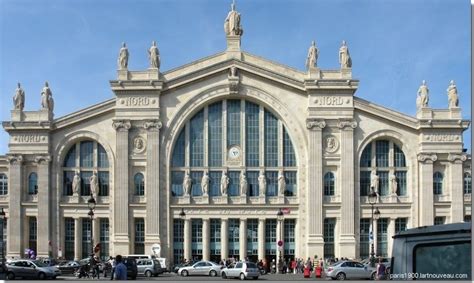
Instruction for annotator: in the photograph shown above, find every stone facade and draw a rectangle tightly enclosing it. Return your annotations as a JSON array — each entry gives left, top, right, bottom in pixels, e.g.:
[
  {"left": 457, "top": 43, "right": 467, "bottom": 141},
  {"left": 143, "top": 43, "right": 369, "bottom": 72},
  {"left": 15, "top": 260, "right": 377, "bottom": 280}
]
[{"left": 0, "top": 6, "right": 471, "bottom": 264}]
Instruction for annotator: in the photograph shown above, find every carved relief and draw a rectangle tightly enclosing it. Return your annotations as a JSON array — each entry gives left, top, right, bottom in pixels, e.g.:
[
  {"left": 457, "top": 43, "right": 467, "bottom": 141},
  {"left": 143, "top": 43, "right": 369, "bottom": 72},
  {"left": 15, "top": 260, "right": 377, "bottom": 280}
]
[
  {"left": 13, "top": 135, "right": 47, "bottom": 143},
  {"left": 306, "top": 119, "right": 326, "bottom": 130},
  {"left": 34, "top": 155, "right": 51, "bottom": 165},
  {"left": 314, "top": 96, "right": 349, "bottom": 106},
  {"left": 337, "top": 119, "right": 358, "bottom": 129},
  {"left": 143, "top": 120, "right": 162, "bottom": 131},
  {"left": 324, "top": 135, "right": 339, "bottom": 153},
  {"left": 132, "top": 136, "right": 146, "bottom": 154},
  {"left": 425, "top": 134, "right": 460, "bottom": 142},
  {"left": 112, "top": 120, "right": 131, "bottom": 131},
  {"left": 448, "top": 153, "right": 467, "bottom": 162},
  {"left": 417, "top": 153, "right": 438, "bottom": 163}
]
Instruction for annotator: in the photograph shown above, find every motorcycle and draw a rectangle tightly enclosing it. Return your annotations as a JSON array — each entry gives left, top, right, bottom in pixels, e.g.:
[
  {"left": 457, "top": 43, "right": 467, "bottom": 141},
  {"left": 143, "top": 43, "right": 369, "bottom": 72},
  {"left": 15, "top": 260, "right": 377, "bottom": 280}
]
[
  {"left": 270, "top": 263, "right": 276, "bottom": 274},
  {"left": 74, "top": 265, "right": 90, "bottom": 279},
  {"left": 259, "top": 266, "right": 267, "bottom": 275}
]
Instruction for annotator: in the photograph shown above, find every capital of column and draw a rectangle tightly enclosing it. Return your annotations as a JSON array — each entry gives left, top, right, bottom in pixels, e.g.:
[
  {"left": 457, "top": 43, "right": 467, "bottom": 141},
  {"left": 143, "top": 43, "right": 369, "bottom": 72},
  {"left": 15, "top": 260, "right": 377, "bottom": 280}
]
[
  {"left": 34, "top": 155, "right": 52, "bottom": 165},
  {"left": 112, "top": 120, "right": 131, "bottom": 132},
  {"left": 447, "top": 153, "right": 468, "bottom": 163},
  {"left": 337, "top": 119, "right": 358, "bottom": 130},
  {"left": 306, "top": 119, "right": 326, "bottom": 130},
  {"left": 417, "top": 153, "right": 438, "bottom": 163},
  {"left": 6, "top": 154, "right": 23, "bottom": 165},
  {"left": 143, "top": 120, "right": 162, "bottom": 132}
]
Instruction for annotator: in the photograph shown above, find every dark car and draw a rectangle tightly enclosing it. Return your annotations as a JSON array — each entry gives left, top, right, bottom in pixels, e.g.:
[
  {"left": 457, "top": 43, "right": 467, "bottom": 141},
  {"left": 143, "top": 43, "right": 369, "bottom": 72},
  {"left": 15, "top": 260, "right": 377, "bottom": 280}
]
[
  {"left": 123, "top": 257, "right": 138, "bottom": 280},
  {"left": 56, "top": 260, "right": 81, "bottom": 275}
]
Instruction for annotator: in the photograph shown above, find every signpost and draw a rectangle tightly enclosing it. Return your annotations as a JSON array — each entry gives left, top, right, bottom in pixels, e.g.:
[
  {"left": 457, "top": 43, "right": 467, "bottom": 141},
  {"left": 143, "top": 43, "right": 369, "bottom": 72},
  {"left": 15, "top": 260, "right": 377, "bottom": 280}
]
[{"left": 277, "top": 240, "right": 284, "bottom": 251}]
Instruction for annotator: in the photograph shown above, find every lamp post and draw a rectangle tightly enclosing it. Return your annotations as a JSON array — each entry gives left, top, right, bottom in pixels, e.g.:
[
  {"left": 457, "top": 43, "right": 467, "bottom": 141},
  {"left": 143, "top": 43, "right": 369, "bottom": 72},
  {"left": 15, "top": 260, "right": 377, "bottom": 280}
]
[
  {"left": 179, "top": 208, "right": 186, "bottom": 220},
  {"left": 368, "top": 191, "right": 380, "bottom": 267},
  {"left": 276, "top": 208, "right": 284, "bottom": 274},
  {"left": 87, "top": 195, "right": 96, "bottom": 260},
  {"left": 0, "top": 208, "right": 5, "bottom": 274}
]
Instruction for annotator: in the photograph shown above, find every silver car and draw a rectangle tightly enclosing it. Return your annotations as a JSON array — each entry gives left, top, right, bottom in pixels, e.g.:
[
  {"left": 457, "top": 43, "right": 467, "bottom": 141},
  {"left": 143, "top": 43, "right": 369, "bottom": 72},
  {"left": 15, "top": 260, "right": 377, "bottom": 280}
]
[
  {"left": 136, "top": 258, "right": 162, "bottom": 277},
  {"left": 6, "top": 259, "right": 62, "bottom": 280},
  {"left": 221, "top": 261, "right": 259, "bottom": 280},
  {"left": 325, "top": 260, "right": 375, "bottom": 280},
  {"left": 178, "top": 260, "right": 222, "bottom": 277}
]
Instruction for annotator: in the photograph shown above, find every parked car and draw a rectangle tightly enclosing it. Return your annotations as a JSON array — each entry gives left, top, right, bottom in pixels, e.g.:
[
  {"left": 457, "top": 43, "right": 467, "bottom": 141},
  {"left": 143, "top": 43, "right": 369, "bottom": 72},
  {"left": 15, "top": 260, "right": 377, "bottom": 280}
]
[
  {"left": 6, "top": 259, "right": 62, "bottom": 280},
  {"left": 178, "top": 260, "right": 222, "bottom": 277},
  {"left": 221, "top": 261, "right": 259, "bottom": 280},
  {"left": 325, "top": 260, "right": 375, "bottom": 280},
  {"left": 125, "top": 254, "right": 168, "bottom": 273},
  {"left": 136, "top": 258, "right": 162, "bottom": 277},
  {"left": 56, "top": 260, "right": 81, "bottom": 275},
  {"left": 391, "top": 222, "right": 471, "bottom": 281},
  {"left": 173, "top": 261, "right": 195, "bottom": 273},
  {"left": 123, "top": 257, "right": 138, "bottom": 280},
  {"left": 360, "top": 256, "right": 391, "bottom": 274}
]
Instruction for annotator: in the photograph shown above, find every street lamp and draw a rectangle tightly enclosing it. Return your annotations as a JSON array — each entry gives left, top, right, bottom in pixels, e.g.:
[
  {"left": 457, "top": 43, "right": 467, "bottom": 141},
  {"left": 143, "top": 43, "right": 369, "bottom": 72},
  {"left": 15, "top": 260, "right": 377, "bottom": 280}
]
[
  {"left": 179, "top": 208, "right": 186, "bottom": 219},
  {"left": 87, "top": 195, "right": 96, "bottom": 259},
  {"left": 0, "top": 208, "right": 5, "bottom": 274},
  {"left": 368, "top": 191, "right": 378, "bottom": 267},
  {"left": 276, "top": 208, "right": 284, "bottom": 274}
]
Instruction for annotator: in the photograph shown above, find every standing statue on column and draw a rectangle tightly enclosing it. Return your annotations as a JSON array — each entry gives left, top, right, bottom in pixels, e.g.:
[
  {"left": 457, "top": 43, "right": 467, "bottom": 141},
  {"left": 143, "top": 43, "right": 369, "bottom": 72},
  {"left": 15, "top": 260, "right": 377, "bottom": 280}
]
[
  {"left": 278, "top": 169, "right": 286, "bottom": 196},
  {"left": 183, "top": 171, "right": 192, "bottom": 196},
  {"left": 148, "top": 41, "right": 160, "bottom": 69},
  {"left": 220, "top": 170, "right": 230, "bottom": 196},
  {"left": 447, "top": 80, "right": 459, "bottom": 108},
  {"left": 389, "top": 174, "right": 398, "bottom": 196},
  {"left": 118, "top": 42, "right": 129, "bottom": 69},
  {"left": 258, "top": 169, "right": 266, "bottom": 197},
  {"left": 224, "top": 2, "right": 243, "bottom": 36},
  {"left": 89, "top": 171, "right": 99, "bottom": 198},
  {"left": 72, "top": 170, "right": 81, "bottom": 196},
  {"left": 370, "top": 169, "right": 379, "bottom": 195},
  {"left": 305, "top": 41, "right": 319, "bottom": 69},
  {"left": 201, "top": 171, "right": 210, "bottom": 196},
  {"left": 416, "top": 80, "right": 429, "bottom": 109},
  {"left": 13, "top": 82, "right": 25, "bottom": 111},
  {"left": 41, "top": 81, "right": 54, "bottom": 112},
  {"left": 240, "top": 171, "right": 248, "bottom": 196},
  {"left": 339, "top": 40, "right": 352, "bottom": 68}
]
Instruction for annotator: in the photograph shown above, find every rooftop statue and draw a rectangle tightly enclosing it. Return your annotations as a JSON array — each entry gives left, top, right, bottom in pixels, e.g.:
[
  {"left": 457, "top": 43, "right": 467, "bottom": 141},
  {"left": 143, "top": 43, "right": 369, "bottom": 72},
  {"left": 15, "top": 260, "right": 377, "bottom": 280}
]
[
  {"left": 447, "top": 80, "right": 459, "bottom": 108},
  {"left": 148, "top": 41, "right": 160, "bottom": 69},
  {"left": 339, "top": 40, "right": 352, "bottom": 68},
  {"left": 118, "top": 42, "right": 129, "bottom": 69},
  {"left": 41, "top": 81, "right": 54, "bottom": 112},
  {"left": 416, "top": 80, "right": 429, "bottom": 109},
  {"left": 305, "top": 40, "right": 319, "bottom": 69},
  {"left": 224, "top": 2, "right": 243, "bottom": 36},
  {"left": 13, "top": 82, "right": 25, "bottom": 111}
]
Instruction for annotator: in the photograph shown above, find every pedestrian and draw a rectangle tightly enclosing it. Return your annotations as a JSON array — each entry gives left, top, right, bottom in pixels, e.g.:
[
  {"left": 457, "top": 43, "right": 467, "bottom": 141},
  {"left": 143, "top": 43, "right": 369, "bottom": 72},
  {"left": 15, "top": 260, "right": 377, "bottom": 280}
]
[
  {"left": 114, "top": 255, "right": 127, "bottom": 280},
  {"left": 376, "top": 257, "right": 386, "bottom": 280},
  {"left": 109, "top": 256, "right": 116, "bottom": 280}
]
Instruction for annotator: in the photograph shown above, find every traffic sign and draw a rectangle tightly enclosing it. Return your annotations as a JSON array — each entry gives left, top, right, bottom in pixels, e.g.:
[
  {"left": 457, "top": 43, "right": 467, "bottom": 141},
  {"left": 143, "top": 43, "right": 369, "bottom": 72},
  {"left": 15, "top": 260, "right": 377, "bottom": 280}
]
[{"left": 277, "top": 240, "right": 284, "bottom": 247}]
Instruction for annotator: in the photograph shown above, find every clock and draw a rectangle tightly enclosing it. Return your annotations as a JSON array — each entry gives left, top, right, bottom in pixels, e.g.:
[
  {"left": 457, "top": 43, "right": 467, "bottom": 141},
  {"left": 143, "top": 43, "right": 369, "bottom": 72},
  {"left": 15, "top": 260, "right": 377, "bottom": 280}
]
[{"left": 228, "top": 145, "right": 241, "bottom": 160}]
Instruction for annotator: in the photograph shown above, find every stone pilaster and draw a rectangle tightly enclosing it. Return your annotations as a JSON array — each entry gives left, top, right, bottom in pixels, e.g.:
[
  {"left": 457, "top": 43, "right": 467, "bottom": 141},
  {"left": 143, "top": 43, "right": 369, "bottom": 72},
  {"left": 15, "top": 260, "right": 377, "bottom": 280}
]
[
  {"left": 35, "top": 155, "right": 52, "bottom": 257},
  {"left": 387, "top": 218, "right": 396, "bottom": 257},
  {"left": 418, "top": 153, "right": 437, "bottom": 226},
  {"left": 6, "top": 154, "right": 23, "bottom": 258},
  {"left": 74, "top": 217, "right": 82, "bottom": 261},
  {"left": 183, "top": 219, "right": 191, "bottom": 261},
  {"left": 337, "top": 119, "right": 358, "bottom": 259},
  {"left": 305, "top": 119, "right": 325, "bottom": 259},
  {"left": 239, "top": 219, "right": 247, "bottom": 260},
  {"left": 92, "top": 218, "right": 99, "bottom": 255},
  {"left": 221, "top": 219, "right": 229, "bottom": 260},
  {"left": 448, "top": 153, "right": 467, "bottom": 223},
  {"left": 112, "top": 120, "right": 131, "bottom": 254},
  {"left": 257, "top": 219, "right": 265, "bottom": 261},
  {"left": 202, "top": 219, "right": 210, "bottom": 261},
  {"left": 144, "top": 120, "right": 162, "bottom": 252}
]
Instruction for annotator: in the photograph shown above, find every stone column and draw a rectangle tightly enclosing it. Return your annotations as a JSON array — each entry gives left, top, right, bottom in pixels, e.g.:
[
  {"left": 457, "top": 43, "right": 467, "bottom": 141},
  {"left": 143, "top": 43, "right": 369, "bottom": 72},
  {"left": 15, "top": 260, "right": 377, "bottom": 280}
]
[
  {"left": 239, "top": 219, "right": 247, "bottom": 260},
  {"left": 449, "top": 154, "right": 467, "bottom": 223},
  {"left": 92, "top": 218, "right": 100, "bottom": 255},
  {"left": 112, "top": 120, "right": 131, "bottom": 255},
  {"left": 202, "top": 219, "right": 210, "bottom": 261},
  {"left": 387, "top": 218, "right": 396, "bottom": 257},
  {"left": 418, "top": 153, "right": 437, "bottom": 226},
  {"left": 221, "top": 219, "right": 229, "bottom": 260},
  {"left": 305, "top": 119, "right": 325, "bottom": 258},
  {"left": 6, "top": 155, "right": 23, "bottom": 258},
  {"left": 144, "top": 120, "right": 162, "bottom": 253},
  {"left": 183, "top": 219, "right": 191, "bottom": 261},
  {"left": 36, "top": 155, "right": 51, "bottom": 258},
  {"left": 258, "top": 219, "right": 265, "bottom": 261},
  {"left": 337, "top": 119, "right": 358, "bottom": 258},
  {"left": 74, "top": 218, "right": 82, "bottom": 261}
]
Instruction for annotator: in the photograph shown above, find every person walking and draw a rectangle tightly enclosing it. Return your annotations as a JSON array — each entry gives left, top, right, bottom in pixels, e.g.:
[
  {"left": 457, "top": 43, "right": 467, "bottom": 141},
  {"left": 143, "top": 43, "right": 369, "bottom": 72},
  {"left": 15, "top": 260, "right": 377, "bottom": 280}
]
[
  {"left": 376, "top": 257, "right": 386, "bottom": 280},
  {"left": 114, "top": 255, "right": 127, "bottom": 280},
  {"left": 109, "top": 256, "right": 116, "bottom": 280}
]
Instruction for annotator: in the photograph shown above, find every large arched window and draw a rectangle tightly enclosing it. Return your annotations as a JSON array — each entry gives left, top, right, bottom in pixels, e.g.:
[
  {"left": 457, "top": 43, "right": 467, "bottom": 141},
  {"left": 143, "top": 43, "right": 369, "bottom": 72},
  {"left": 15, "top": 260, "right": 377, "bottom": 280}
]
[
  {"left": 62, "top": 140, "right": 110, "bottom": 196},
  {"left": 0, "top": 174, "right": 8, "bottom": 195},
  {"left": 134, "top": 173, "right": 145, "bottom": 196},
  {"left": 171, "top": 99, "right": 297, "bottom": 197},
  {"left": 324, "top": 172, "right": 335, "bottom": 196},
  {"left": 28, "top": 173, "right": 38, "bottom": 195},
  {"left": 433, "top": 172, "right": 443, "bottom": 195},
  {"left": 464, "top": 173, "right": 471, "bottom": 194},
  {"left": 359, "top": 140, "right": 407, "bottom": 196}
]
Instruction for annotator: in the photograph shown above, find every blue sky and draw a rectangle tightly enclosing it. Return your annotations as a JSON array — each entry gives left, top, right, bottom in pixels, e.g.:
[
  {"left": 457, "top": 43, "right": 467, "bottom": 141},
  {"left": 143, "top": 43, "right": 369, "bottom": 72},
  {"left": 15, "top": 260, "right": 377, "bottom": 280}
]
[{"left": 0, "top": 0, "right": 471, "bottom": 155}]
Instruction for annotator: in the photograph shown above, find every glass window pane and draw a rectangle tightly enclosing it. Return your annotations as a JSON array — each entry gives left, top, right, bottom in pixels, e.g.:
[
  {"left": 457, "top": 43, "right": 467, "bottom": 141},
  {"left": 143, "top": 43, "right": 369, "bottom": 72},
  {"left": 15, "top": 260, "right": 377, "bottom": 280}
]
[
  {"left": 360, "top": 171, "right": 371, "bottom": 196},
  {"left": 394, "top": 144, "right": 406, "bottom": 167},
  {"left": 378, "top": 171, "right": 389, "bottom": 196},
  {"left": 80, "top": 141, "right": 94, "bottom": 168},
  {"left": 264, "top": 110, "right": 278, "bottom": 167},
  {"left": 208, "top": 102, "right": 223, "bottom": 167},
  {"left": 191, "top": 171, "right": 203, "bottom": 196},
  {"left": 64, "top": 146, "right": 76, "bottom": 167},
  {"left": 192, "top": 219, "right": 203, "bottom": 258},
  {"left": 81, "top": 171, "right": 92, "bottom": 196},
  {"left": 377, "top": 218, "right": 388, "bottom": 257},
  {"left": 464, "top": 173, "right": 471, "bottom": 194},
  {"left": 190, "top": 110, "right": 204, "bottom": 167},
  {"left": 63, "top": 171, "right": 74, "bottom": 196},
  {"left": 64, "top": 218, "right": 75, "bottom": 260},
  {"left": 284, "top": 219, "right": 295, "bottom": 256},
  {"left": 265, "top": 171, "right": 278, "bottom": 196},
  {"left": 247, "top": 219, "right": 259, "bottom": 256},
  {"left": 360, "top": 143, "right": 372, "bottom": 167},
  {"left": 82, "top": 218, "right": 92, "bottom": 259},
  {"left": 283, "top": 128, "right": 296, "bottom": 167},
  {"left": 433, "top": 172, "right": 443, "bottom": 195},
  {"left": 265, "top": 219, "right": 276, "bottom": 255},
  {"left": 395, "top": 218, "right": 407, "bottom": 234},
  {"left": 324, "top": 218, "right": 336, "bottom": 259},
  {"left": 395, "top": 171, "right": 407, "bottom": 196},
  {"left": 284, "top": 171, "right": 296, "bottom": 196},
  {"left": 135, "top": 218, "right": 145, "bottom": 254},
  {"left": 324, "top": 172, "right": 335, "bottom": 196},
  {"left": 245, "top": 101, "right": 259, "bottom": 167},
  {"left": 359, "top": 219, "right": 370, "bottom": 258},
  {"left": 28, "top": 173, "right": 38, "bottom": 195},
  {"left": 209, "top": 171, "right": 221, "bottom": 197},
  {"left": 0, "top": 174, "right": 7, "bottom": 195},
  {"left": 247, "top": 171, "right": 259, "bottom": 197},
  {"left": 171, "top": 171, "right": 184, "bottom": 197},
  {"left": 228, "top": 219, "right": 240, "bottom": 257},
  {"left": 228, "top": 171, "right": 240, "bottom": 196},
  {"left": 134, "top": 173, "right": 145, "bottom": 196},
  {"left": 97, "top": 144, "right": 109, "bottom": 168},
  {"left": 227, "top": 100, "right": 241, "bottom": 147},
  {"left": 375, "top": 140, "right": 389, "bottom": 167},
  {"left": 98, "top": 171, "right": 109, "bottom": 196},
  {"left": 172, "top": 130, "right": 186, "bottom": 167},
  {"left": 99, "top": 219, "right": 109, "bottom": 260}
]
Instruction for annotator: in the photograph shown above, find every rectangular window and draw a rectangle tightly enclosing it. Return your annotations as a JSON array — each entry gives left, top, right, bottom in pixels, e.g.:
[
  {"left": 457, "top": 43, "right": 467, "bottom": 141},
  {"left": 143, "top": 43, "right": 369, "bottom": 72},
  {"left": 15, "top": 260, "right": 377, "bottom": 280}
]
[
  {"left": 378, "top": 171, "right": 389, "bottom": 196},
  {"left": 247, "top": 219, "right": 259, "bottom": 256},
  {"left": 97, "top": 145, "right": 109, "bottom": 168},
  {"left": 80, "top": 171, "right": 92, "bottom": 196},
  {"left": 80, "top": 141, "right": 94, "bottom": 168},
  {"left": 64, "top": 218, "right": 75, "bottom": 260},
  {"left": 192, "top": 219, "right": 203, "bottom": 259},
  {"left": 173, "top": 219, "right": 184, "bottom": 265},
  {"left": 360, "top": 171, "right": 371, "bottom": 196},
  {"left": 208, "top": 102, "right": 223, "bottom": 167},
  {"left": 209, "top": 171, "right": 221, "bottom": 196},
  {"left": 191, "top": 171, "right": 203, "bottom": 196},
  {"left": 264, "top": 110, "right": 278, "bottom": 167},
  {"left": 265, "top": 219, "right": 276, "bottom": 256},
  {"left": 228, "top": 219, "right": 240, "bottom": 257},
  {"left": 29, "top": 217, "right": 37, "bottom": 254},
  {"left": 323, "top": 218, "right": 335, "bottom": 259},
  {"left": 82, "top": 218, "right": 92, "bottom": 259},
  {"left": 359, "top": 219, "right": 370, "bottom": 258},
  {"left": 434, "top": 216, "right": 445, "bottom": 225},
  {"left": 171, "top": 171, "right": 184, "bottom": 197},
  {"left": 266, "top": 171, "right": 278, "bottom": 196},
  {"left": 360, "top": 144, "right": 372, "bottom": 167},
  {"left": 284, "top": 171, "right": 297, "bottom": 196},
  {"left": 284, "top": 219, "right": 296, "bottom": 257},
  {"left": 190, "top": 110, "right": 204, "bottom": 167},
  {"left": 394, "top": 144, "right": 406, "bottom": 167},
  {"left": 63, "top": 171, "right": 74, "bottom": 196},
  {"left": 395, "top": 171, "right": 407, "bottom": 196},
  {"left": 98, "top": 171, "right": 109, "bottom": 196},
  {"left": 99, "top": 218, "right": 109, "bottom": 260},
  {"left": 375, "top": 140, "right": 389, "bottom": 167},
  {"left": 210, "top": 219, "right": 221, "bottom": 245},
  {"left": 247, "top": 171, "right": 259, "bottom": 196},
  {"left": 377, "top": 218, "right": 388, "bottom": 257},
  {"left": 228, "top": 171, "right": 240, "bottom": 196},
  {"left": 172, "top": 130, "right": 186, "bottom": 167},
  {"left": 246, "top": 102, "right": 260, "bottom": 167},
  {"left": 134, "top": 218, "right": 145, "bottom": 254},
  {"left": 0, "top": 174, "right": 7, "bottom": 195},
  {"left": 395, "top": 218, "right": 407, "bottom": 234},
  {"left": 283, "top": 128, "right": 296, "bottom": 167},
  {"left": 227, "top": 100, "right": 241, "bottom": 147}
]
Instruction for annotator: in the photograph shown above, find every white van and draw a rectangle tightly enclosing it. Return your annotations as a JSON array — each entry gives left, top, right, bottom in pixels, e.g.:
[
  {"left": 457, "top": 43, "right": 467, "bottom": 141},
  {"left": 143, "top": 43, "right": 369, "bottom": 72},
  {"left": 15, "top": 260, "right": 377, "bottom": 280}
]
[{"left": 125, "top": 255, "right": 168, "bottom": 273}]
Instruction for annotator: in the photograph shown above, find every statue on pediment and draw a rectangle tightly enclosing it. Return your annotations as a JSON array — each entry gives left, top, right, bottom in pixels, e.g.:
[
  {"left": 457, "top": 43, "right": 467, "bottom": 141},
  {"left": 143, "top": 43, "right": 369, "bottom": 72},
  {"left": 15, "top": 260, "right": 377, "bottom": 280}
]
[
  {"left": 148, "top": 41, "right": 160, "bottom": 69},
  {"left": 278, "top": 169, "right": 286, "bottom": 196},
  {"left": 118, "top": 42, "right": 129, "bottom": 69},
  {"left": 417, "top": 80, "right": 429, "bottom": 109},
  {"left": 240, "top": 171, "right": 248, "bottom": 196},
  {"left": 389, "top": 173, "right": 398, "bottom": 196},
  {"left": 90, "top": 171, "right": 99, "bottom": 198},
  {"left": 370, "top": 169, "right": 379, "bottom": 195},
  {"left": 201, "top": 171, "right": 210, "bottom": 196},
  {"left": 221, "top": 170, "right": 230, "bottom": 196},
  {"left": 224, "top": 2, "right": 243, "bottom": 36},
  {"left": 72, "top": 171, "right": 81, "bottom": 196},
  {"left": 13, "top": 83, "right": 25, "bottom": 111},
  {"left": 40, "top": 81, "right": 54, "bottom": 112},
  {"left": 447, "top": 80, "right": 459, "bottom": 108},
  {"left": 306, "top": 41, "right": 319, "bottom": 69},
  {"left": 258, "top": 169, "right": 266, "bottom": 197},
  {"left": 183, "top": 170, "right": 192, "bottom": 196},
  {"left": 339, "top": 40, "right": 352, "bottom": 68}
]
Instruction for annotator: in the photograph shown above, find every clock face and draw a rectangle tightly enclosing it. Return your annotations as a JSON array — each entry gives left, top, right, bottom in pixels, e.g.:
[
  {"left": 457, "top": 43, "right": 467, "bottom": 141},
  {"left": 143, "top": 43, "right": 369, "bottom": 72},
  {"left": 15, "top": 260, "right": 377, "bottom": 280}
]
[{"left": 228, "top": 146, "right": 241, "bottom": 159}]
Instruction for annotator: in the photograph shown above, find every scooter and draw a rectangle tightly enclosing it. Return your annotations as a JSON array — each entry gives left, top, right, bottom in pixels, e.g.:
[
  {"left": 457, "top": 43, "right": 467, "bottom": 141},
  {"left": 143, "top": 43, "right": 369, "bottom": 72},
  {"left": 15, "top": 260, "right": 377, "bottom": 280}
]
[{"left": 74, "top": 265, "right": 90, "bottom": 279}]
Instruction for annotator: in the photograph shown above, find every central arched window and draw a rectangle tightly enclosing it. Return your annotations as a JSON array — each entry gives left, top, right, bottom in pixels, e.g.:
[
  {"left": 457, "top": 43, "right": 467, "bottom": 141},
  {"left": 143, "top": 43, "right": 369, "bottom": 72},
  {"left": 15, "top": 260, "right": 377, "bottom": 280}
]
[
  {"left": 62, "top": 140, "right": 109, "bottom": 196},
  {"left": 359, "top": 139, "right": 407, "bottom": 196},
  {"left": 171, "top": 99, "right": 297, "bottom": 197}
]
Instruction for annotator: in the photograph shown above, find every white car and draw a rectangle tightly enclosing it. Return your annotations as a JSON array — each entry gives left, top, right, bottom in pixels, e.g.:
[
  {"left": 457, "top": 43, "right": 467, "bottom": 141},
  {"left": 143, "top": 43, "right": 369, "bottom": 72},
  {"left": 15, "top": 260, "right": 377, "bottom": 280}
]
[
  {"left": 178, "top": 260, "right": 222, "bottom": 277},
  {"left": 221, "top": 261, "right": 260, "bottom": 280}
]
